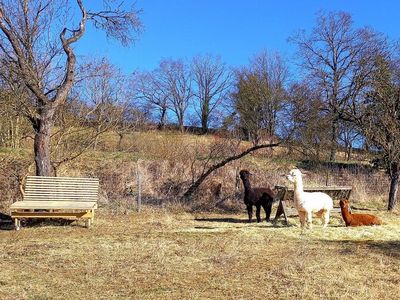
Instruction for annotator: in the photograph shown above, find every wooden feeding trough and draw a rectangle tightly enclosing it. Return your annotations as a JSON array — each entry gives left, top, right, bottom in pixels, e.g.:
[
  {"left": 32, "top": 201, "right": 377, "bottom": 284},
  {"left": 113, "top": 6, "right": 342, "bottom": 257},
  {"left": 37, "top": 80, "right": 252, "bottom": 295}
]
[{"left": 273, "top": 185, "right": 353, "bottom": 225}]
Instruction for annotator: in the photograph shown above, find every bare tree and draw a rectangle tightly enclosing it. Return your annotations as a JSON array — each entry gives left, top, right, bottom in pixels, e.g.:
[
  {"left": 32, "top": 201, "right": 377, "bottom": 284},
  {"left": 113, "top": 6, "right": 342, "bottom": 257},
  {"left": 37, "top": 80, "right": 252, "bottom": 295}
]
[
  {"left": 290, "top": 11, "right": 384, "bottom": 161},
  {"left": 134, "top": 70, "right": 169, "bottom": 130},
  {"left": 338, "top": 121, "right": 362, "bottom": 161},
  {"left": 0, "top": 0, "right": 141, "bottom": 175},
  {"left": 348, "top": 56, "right": 400, "bottom": 210},
  {"left": 48, "top": 97, "right": 100, "bottom": 175},
  {"left": 191, "top": 54, "right": 232, "bottom": 133},
  {"left": 286, "top": 81, "right": 331, "bottom": 160},
  {"left": 161, "top": 59, "right": 193, "bottom": 132},
  {"left": 77, "top": 58, "right": 128, "bottom": 150},
  {"left": 0, "top": 88, "right": 26, "bottom": 148},
  {"left": 232, "top": 51, "right": 287, "bottom": 145},
  {"left": 0, "top": 59, "right": 33, "bottom": 148}
]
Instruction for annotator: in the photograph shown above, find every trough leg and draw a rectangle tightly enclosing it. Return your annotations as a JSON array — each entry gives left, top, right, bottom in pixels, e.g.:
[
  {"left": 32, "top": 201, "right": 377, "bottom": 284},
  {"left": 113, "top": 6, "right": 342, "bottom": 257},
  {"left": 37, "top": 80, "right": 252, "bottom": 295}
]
[
  {"left": 86, "top": 218, "right": 91, "bottom": 229},
  {"left": 91, "top": 209, "right": 95, "bottom": 224},
  {"left": 14, "top": 218, "right": 20, "bottom": 231},
  {"left": 307, "top": 211, "right": 313, "bottom": 229},
  {"left": 273, "top": 199, "right": 288, "bottom": 225}
]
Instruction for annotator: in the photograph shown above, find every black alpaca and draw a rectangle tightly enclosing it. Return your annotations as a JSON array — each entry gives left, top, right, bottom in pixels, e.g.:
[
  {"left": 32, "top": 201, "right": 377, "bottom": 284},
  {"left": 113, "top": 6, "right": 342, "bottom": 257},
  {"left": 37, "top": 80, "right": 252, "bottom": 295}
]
[{"left": 239, "top": 170, "right": 274, "bottom": 223}]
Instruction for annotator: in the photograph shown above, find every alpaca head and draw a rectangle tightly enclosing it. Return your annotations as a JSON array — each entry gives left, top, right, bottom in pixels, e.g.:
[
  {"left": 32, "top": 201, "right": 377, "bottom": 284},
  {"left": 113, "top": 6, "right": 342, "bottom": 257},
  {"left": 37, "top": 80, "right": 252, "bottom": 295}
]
[
  {"left": 339, "top": 199, "right": 350, "bottom": 210},
  {"left": 239, "top": 170, "right": 251, "bottom": 181},
  {"left": 286, "top": 169, "right": 302, "bottom": 184}
]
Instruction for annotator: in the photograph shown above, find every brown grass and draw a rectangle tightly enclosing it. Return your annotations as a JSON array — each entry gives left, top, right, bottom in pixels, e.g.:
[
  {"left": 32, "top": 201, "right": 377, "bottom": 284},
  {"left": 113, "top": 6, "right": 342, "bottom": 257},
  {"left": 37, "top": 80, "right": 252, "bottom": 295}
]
[
  {"left": 0, "top": 131, "right": 393, "bottom": 212},
  {"left": 1, "top": 207, "right": 399, "bottom": 300},
  {"left": 1, "top": 131, "right": 398, "bottom": 299}
]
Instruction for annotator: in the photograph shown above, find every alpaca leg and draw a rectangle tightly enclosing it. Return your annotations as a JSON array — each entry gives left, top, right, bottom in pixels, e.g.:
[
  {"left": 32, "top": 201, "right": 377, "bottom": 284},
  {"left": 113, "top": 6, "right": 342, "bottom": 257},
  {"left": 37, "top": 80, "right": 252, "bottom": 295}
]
[
  {"left": 256, "top": 205, "right": 261, "bottom": 223},
  {"left": 306, "top": 211, "right": 313, "bottom": 229},
  {"left": 323, "top": 210, "right": 330, "bottom": 228},
  {"left": 247, "top": 205, "right": 253, "bottom": 222},
  {"left": 261, "top": 203, "right": 268, "bottom": 222},
  {"left": 264, "top": 200, "right": 273, "bottom": 222},
  {"left": 298, "top": 211, "right": 306, "bottom": 228}
]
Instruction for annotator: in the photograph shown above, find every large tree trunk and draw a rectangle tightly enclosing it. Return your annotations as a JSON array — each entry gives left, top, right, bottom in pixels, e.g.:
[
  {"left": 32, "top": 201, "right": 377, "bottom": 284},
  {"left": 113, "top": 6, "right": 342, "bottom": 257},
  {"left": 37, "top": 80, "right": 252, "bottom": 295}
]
[
  {"left": 201, "top": 104, "right": 209, "bottom": 134},
  {"left": 388, "top": 164, "right": 399, "bottom": 211},
  {"left": 329, "top": 119, "right": 339, "bottom": 162},
  {"left": 33, "top": 115, "right": 54, "bottom": 176},
  {"left": 346, "top": 145, "right": 352, "bottom": 161},
  {"left": 201, "top": 116, "right": 208, "bottom": 134},
  {"left": 178, "top": 118, "right": 184, "bottom": 133},
  {"left": 158, "top": 108, "right": 167, "bottom": 130}
]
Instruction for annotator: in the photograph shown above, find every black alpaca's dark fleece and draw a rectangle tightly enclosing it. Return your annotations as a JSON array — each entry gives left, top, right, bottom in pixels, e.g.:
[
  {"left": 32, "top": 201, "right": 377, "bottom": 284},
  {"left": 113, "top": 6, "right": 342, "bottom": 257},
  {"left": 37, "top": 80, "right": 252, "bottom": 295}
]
[{"left": 239, "top": 170, "right": 275, "bottom": 223}]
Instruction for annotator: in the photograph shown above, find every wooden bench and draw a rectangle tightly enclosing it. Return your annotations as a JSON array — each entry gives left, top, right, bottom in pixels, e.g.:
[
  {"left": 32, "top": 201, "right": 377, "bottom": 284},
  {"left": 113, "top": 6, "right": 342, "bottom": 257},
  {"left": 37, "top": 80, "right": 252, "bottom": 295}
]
[
  {"left": 273, "top": 185, "right": 352, "bottom": 225},
  {"left": 10, "top": 176, "right": 99, "bottom": 230}
]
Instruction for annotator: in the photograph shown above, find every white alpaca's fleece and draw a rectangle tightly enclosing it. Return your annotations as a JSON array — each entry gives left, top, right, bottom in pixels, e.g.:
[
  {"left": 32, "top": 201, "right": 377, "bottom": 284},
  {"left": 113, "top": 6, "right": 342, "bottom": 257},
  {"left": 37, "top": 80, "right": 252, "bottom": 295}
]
[{"left": 286, "top": 169, "right": 333, "bottom": 228}]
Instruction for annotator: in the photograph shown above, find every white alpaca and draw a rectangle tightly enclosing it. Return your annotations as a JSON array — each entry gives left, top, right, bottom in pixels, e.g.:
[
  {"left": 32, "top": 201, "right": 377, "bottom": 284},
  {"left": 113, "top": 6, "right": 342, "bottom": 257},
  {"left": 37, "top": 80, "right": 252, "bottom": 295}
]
[{"left": 286, "top": 169, "right": 333, "bottom": 229}]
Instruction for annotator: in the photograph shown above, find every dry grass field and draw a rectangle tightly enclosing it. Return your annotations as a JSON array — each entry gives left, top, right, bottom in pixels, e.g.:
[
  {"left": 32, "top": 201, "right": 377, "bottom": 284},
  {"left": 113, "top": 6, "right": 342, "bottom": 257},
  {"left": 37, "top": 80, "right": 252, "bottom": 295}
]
[
  {"left": 1, "top": 206, "right": 399, "bottom": 300},
  {"left": 1, "top": 131, "right": 399, "bottom": 299}
]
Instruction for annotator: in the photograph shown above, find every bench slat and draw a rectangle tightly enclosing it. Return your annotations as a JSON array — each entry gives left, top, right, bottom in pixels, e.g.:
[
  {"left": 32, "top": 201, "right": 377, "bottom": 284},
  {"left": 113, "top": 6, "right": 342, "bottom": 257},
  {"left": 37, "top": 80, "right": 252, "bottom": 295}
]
[
  {"left": 24, "top": 198, "right": 98, "bottom": 202},
  {"left": 25, "top": 186, "right": 98, "bottom": 190},
  {"left": 25, "top": 183, "right": 99, "bottom": 187},
  {"left": 26, "top": 179, "right": 99, "bottom": 183},
  {"left": 25, "top": 186, "right": 99, "bottom": 190},
  {"left": 11, "top": 211, "right": 93, "bottom": 219},
  {"left": 25, "top": 191, "right": 97, "bottom": 197},
  {"left": 24, "top": 196, "right": 98, "bottom": 200},
  {"left": 26, "top": 176, "right": 98, "bottom": 181},
  {"left": 26, "top": 182, "right": 98, "bottom": 186},
  {"left": 10, "top": 200, "right": 97, "bottom": 210}
]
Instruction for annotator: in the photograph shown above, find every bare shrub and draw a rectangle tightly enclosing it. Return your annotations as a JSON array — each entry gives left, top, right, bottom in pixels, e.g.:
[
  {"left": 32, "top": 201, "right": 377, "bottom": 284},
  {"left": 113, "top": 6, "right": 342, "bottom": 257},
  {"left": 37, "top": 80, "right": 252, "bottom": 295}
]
[{"left": 0, "top": 153, "right": 32, "bottom": 210}]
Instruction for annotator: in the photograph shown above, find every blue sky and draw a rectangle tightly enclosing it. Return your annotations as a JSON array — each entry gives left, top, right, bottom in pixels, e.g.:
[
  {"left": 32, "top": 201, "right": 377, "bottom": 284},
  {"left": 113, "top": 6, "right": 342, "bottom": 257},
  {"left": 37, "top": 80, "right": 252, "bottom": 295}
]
[{"left": 76, "top": 0, "right": 400, "bottom": 73}]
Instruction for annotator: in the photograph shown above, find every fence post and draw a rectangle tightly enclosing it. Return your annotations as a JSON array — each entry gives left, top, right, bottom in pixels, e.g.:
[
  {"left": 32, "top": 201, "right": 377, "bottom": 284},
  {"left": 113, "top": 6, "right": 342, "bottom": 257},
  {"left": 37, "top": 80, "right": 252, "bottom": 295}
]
[{"left": 136, "top": 166, "right": 141, "bottom": 212}]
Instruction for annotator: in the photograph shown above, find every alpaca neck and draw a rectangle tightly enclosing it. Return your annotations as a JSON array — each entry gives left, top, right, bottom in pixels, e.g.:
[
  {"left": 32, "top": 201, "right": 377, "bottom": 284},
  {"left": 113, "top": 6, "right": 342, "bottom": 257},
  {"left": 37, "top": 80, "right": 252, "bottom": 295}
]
[
  {"left": 293, "top": 177, "right": 304, "bottom": 204},
  {"left": 241, "top": 178, "right": 252, "bottom": 194},
  {"left": 340, "top": 205, "right": 352, "bottom": 223}
]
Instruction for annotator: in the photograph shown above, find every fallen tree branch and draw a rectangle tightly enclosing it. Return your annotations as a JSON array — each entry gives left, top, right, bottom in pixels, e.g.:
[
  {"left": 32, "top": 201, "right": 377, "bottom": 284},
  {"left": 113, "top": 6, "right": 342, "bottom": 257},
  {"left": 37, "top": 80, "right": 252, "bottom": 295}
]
[{"left": 181, "top": 142, "right": 280, "bottom": 201}]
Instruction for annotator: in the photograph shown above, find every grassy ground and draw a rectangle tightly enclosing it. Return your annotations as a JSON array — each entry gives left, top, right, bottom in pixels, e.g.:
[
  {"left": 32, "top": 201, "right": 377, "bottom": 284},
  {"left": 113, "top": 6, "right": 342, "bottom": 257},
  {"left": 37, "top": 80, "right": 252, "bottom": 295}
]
[{"left": 1, "top": 206, "right": 399, "bottom": 300}]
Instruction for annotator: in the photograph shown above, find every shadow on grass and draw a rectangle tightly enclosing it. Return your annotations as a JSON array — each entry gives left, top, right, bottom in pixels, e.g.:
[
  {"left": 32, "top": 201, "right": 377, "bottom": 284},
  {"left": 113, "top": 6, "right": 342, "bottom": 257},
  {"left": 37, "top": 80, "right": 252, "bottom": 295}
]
[
  {"left": 194, "top": 226, "right": 218, "bottom": 230},
  {"left": 0, "top": 212, "right": 13, "bottom": 230},
  {"left": 0, "top": 212, "right": 79, "bottom": 230},
  {"left": 25, "top": 218, "right": 76, "bottom": 228},
  {"left": 195, "top": 217, "right": 250, "bottom": 224},
  {"left": 324, "top": 239, "right": 400, "bottom": 259},
  {"left": 194, "top": 217, "right": 298, "bottom": 228},
  {"left": 366, "top": 241, "right": 400, "bottom": 258}
]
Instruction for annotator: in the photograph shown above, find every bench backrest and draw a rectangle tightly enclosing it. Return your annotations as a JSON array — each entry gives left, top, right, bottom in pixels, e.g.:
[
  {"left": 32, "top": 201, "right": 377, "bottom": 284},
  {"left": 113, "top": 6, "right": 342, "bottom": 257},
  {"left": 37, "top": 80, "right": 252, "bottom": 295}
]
[{"left": 24, "top": 176, "right": 99, "bottom": 202}]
